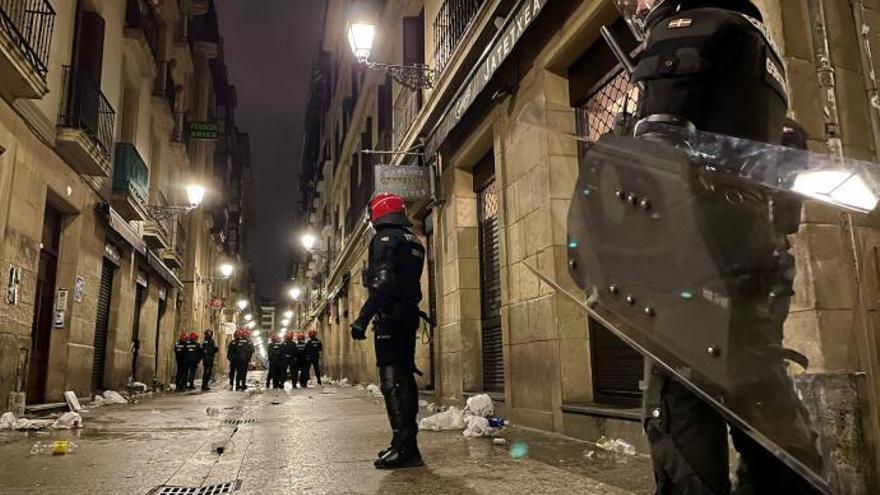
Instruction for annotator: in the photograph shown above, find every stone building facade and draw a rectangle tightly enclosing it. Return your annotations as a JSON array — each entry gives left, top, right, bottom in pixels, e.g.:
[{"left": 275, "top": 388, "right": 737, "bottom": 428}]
[
  {"left": 298, "top": 0, "right": 880, "bottom": 489},
  {"left": 0, "top": 0, "right": 251, "bottom": 409}
]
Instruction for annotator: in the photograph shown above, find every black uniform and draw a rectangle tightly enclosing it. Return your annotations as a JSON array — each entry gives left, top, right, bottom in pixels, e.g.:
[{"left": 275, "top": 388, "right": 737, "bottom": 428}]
[
  {"left": 267, "top": 340, "right": 285, "bottom": 388},
  {"left": 201, "top": 334, "right": 217, "bottom": 390},
  {"left": 227, "top": 338, "right": 238, "bottom": 388},
  {"left": 294, "top": 339, "right": 309, "bottom": 387},
  {"left": 234, "top": 338, "right": 254, "bottom": 390},
  {"left": 631, "top": 2, "right": 819, "bottom": 493},
  {"left": 352, "top": 217, "right": 426, "bottom": 469},
  {"left": 184, "top": 340, "right": 201, "bottom": 390},
  {"left": 305, "top": 337, "right": 323, "bottom": 385},
  {"left": 174, "top": 339, "right": 188, "bottom": 391},
  {"left": 282, "top": 338, "right": 296, "bottom": 387}
]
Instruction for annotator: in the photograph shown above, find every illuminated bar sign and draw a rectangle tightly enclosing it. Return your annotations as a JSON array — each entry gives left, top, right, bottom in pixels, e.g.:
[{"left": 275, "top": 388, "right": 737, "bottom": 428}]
[
  {"left": 374, "top": 165, "right": 431, "bottom": 200},
  {"left": 189, "top": 121, "right": 219, "bottom": 140}
]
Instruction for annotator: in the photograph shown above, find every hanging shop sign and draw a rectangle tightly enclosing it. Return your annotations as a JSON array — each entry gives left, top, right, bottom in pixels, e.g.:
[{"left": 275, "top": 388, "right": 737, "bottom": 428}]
[
  {"left": 373, "top": 165, "right": 431, "bottom": 201},
  {"left": 189, "top": 121, "right": 219, "bottom": 141},
  {"left": 428, "top": 0, "right": 547, "bottom": 156}
]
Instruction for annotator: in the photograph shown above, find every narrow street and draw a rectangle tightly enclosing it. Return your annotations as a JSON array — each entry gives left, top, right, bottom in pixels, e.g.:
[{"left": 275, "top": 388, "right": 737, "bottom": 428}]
[{"left": 0, "top": 373, "right": 652, "bottom": 495}]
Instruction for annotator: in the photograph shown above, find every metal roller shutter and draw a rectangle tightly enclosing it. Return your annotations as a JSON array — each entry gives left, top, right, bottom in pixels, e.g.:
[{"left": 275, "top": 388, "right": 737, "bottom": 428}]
[
  {"left": 477, "top": 175, "right": 503, "bottom": 392},
  {"left": 91, "top": 259, "right": 114, "bottom": 392}
]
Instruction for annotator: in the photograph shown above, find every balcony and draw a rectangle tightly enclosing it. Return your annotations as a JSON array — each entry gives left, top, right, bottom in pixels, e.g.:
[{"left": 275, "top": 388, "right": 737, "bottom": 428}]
[
  {"left": 56, "top": 67, "right": 115, "bottom": 176},
  {"left": 143, "top": 191, "right": 172, "bottom": 250},
  {"left": 124, "top": 0, "right": 160, "bottom": 62},
  {"left": 432, "top": 0, "right": 485, "bottom": 76},
  {"left": 111, "top": 143, "right": 150, "bottom": 222},
  {"left": 152, "top": 60, "right": 176, "bottom": 114},
  {"left": 0, "top": 0, "right": 54, "bottom": 99},
  {"left": 392, "top": 88, "right": 422, "bottom": 150},
  {"left": 161, "top": 220, "right": 186, "bottom": 269}
]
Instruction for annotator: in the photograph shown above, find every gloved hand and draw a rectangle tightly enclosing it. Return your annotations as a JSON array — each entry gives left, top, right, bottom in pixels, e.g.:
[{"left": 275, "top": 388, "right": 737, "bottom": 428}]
[{"left": 350, "top": 320, "right": 367, "bottom": 341}]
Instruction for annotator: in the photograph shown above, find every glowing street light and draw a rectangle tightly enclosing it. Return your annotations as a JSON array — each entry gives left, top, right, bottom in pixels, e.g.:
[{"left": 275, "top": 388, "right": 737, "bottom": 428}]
[
  {"left": 186, "top": 184, "right": 206, "bottom": 208},
  {"left": 246, "top": 321, "right": 256, "bottom": 329},
  {"left": 236, "top": 299, "right": 249, "bottom": 311},
  {"left": 300, "top": 232, "right": 318, "bottom": 252},
  {"left": 244, "top": 313, "right": 253, "bottom": 322},
  {"left": 288, "top": 286, "right": 303, "bottom": 301},
  {"left": 283, "top": 310, "right": 294, "bottom": 319},
  {"left": 218, "top": 262, "right": 234, "bottom": 279},
  {"left": 281, "top": 318, "right": 291, "bottom": 327},
  {"left": 347, "top": 22, "right": 376, "bottom": 62}
]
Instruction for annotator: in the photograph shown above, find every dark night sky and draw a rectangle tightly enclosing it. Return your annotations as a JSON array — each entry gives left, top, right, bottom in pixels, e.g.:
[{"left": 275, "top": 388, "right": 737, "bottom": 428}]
[{"left": 215, "top": 0, "right": 326, "bottom": 301}]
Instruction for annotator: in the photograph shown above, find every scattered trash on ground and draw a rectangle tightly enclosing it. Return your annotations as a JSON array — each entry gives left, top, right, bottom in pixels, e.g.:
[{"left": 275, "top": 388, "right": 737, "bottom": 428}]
[
  {"left": 101, "top": 391, "right": 128, "bottom": 405},
  {"left": 64, "top": 391, "right": 83, "bottom": 412},
  {"left": 463, "top": 394, "right": 494, "bottom": 418},
  {"left": 583, "top": 450, "right": 596, "bottom": 459},
  {"left": 493, "top": 438, "right": 508, "bottom": 446},
  {"left": 51, "top": 412, "right": 82, "bottom": 429},
  {"left": 353, "top": 384, "right": 365, "bottom": 391},
  {"left": 488, "top": 417, "right": 507, "bottom": 428},
  {"left": 463, "top": 416, "right": 491, "bottom": 437},
  {"left": 593, "top": 436, "right": 637, "bottom": 456},
  {"left": 425, "top": 403, "right": 445, "bottom": 413},
  {"left": 0, "top": 412, "right": 16, "bottom": 430},
  {"left": 418, "top": 399, "right": 429, "bottom": 408},
  {"left": 366, "top": 384, "right": 382, "bottom": 397},
  {"left": 338, "top": 378, "right": 350, "bottom": 387},
  {"left": 418, "top": 406, "right": 466, "bottom": 431},
  {"left": 509, "top": 441, "right": 529, "bottom": 459},
  {"left": 31, "top": 441, "right": 77, "bottom": 455}
]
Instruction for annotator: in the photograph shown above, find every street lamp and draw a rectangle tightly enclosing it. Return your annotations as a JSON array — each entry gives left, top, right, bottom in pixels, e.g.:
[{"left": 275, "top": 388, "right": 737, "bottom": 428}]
[
  {"left": 281, "top": 318, "right": 290, "bottom": 327},
  {"left": 289, "top": 286, "right": 303, "bottom": 301},
  {"left": 146, "top": 183, "right": 206, "bottom": 220},
  {"left": 346, "top": 21, "right": 434, "bottom": 90},
  {"left": 218, "top": 263, "right": 235, "bottom": 279},
  {"left": 283, "top": 310, "right": 294, "bottom": 319},
  {"left": 244, "top": 313, "right": 253, "bottom": 322},
  {"left": 246, "top": 321, "right": 256, "bottom": 329},
  {"left": 301, "top": 232, "right": 318, "bottom": 252}
]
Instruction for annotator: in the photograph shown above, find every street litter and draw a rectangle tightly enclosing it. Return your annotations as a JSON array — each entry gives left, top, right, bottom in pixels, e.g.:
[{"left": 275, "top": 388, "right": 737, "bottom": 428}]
[
  {"left": 0, "top": 412, "right": 16, "bottom": 429},
  {"left": 463, "top": 394, "right": 494, "bottom": 418},
  {"left": 493, "top": 438, "right": 508, "bottom": 446},
  {"left": 583, "top": 450, "right": 596, "bottom": 459},
  {"left": 354, "top": 384, "right": 365, "bottom": 391},
  {"left": 51, "top": 412, "right": 82, "bottom": 429},
  {"left": 418, "top": 399, "right": 429, "bottom": 407},
  {"left": 463, "top": 416, "right": 491, "bottom": 437},
  {"left": 418, "top": 406, "right": 466, "bottom": 431},
  {"left": 129, "top": 381, "right": 148, "bottom": 392},
  {"left": 31, "top": 441, "right": 77, "bottom": 455},
  {"left": 366, "top": 384, "right": 382, "bottom": 397},
  {"left": 426, "top": 403, "right": 445, "bottom": 413},
  {"left": 101, "top": 391, "right": 128, "bottom": 404},
  {"left": 594, "top": 436, "right": 637, "bottom": 456},
  {"left": 338, "top": 378, "right": 350, "bottom": 386},
  {"left": 91, "top": 395, "right": 108, "bottom": 408},
  {"left": 64, "top": 391, "right": 83, "bottom": 412}
]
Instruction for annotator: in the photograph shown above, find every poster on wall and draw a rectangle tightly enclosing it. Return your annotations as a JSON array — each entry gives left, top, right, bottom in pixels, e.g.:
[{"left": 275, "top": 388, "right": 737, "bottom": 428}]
[
  {"left": 6, "top": 265, "right": 20, "bottom": 305},
  {"left": 73, "top": 275, "right": 85, "bottom": 303}
]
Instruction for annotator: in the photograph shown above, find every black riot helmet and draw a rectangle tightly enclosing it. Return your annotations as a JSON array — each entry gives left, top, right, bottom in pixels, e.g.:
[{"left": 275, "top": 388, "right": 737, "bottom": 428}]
[{"left": 616, "top": 0, "right": 762, "bottom": 39}]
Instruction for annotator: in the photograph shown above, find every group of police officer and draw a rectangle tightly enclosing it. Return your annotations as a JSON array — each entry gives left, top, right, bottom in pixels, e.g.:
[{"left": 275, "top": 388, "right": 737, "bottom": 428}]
[
  {"left": 173, "top": 329, "right": 218, "bottom": 392},
  {"left": 265, "top": 330, "right": 323, "bottom": 389}
]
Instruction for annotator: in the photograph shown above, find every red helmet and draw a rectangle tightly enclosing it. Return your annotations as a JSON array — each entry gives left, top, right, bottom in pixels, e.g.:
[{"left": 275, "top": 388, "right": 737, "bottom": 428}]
[
  {"left": 308, "top": 330, "right": 317, "bottom": 338},
  {"left": 179, "top": 332, "right": 188, "bottom": 341},
  {"left": 369, "top": 192, "right": 406, "bottom": 223},
  {"left": 234, "top": 329, "right": 243, "bottom": 338},
  {"left": 242, "top": 330, "right": 251, "bottom": 339},
  {"left": 285, "top": 332, "right": 294, "bottom": 341},
  {"left": 189, "top": 332, "right": 199, "bottom": 341},
  {"left": 297, "top": 332, "right": 306, "bottom": 341},
  {"left": 271, "top": 334, "right": 281, "bottom": 343}
]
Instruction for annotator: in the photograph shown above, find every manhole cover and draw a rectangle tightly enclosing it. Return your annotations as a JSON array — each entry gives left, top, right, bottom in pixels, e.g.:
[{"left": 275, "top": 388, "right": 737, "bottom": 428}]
[
  {"left": 222, "top": 418, "right": 255, "bottom": 426},
  {"left": 152, "top": 480, "right": 241, "bottom": 494}
]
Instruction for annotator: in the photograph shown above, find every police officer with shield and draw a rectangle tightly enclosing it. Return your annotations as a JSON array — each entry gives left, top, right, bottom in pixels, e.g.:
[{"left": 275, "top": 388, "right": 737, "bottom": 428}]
[
  {"left": 351, "top": 192, "right": 426, "bottom": 469},
  {"left": 593, "top": 1, "right": 822, "bottom": 493}
]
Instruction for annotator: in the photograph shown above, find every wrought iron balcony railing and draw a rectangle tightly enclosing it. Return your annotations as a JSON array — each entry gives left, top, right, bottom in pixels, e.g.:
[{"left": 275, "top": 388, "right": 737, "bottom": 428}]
[
  {"left": 59, "top": 66, "right": 116, "bottom": 157},
  {"left": 432, "top": 0, "right": 485, "bottom": 76},
  {"left": 153, "top": 60, "right": 176, "bottom": 112},
  {"left": 112, "top": 143, "right": 150, "bottom": 208},
  {"left": 0, "top": 0, "right": 55, "bottom": 78},
  {"left": 125, "top": 0, "right": 160, "bottom": 60}
]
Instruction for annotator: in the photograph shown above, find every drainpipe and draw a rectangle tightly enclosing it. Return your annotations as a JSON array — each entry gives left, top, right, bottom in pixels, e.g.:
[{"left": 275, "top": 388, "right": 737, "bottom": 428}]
[
  {"left": 850, "top": 0, "right": 880, "bottom": 162},
  {"left": 805, "top": 0, "right": 843, "bottom": 157}
]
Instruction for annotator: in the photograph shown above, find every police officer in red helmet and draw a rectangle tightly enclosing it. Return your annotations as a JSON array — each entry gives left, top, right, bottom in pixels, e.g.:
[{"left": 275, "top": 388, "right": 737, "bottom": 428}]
[{"left": 351, "top": 192, "right": 426, "bottom": 469}]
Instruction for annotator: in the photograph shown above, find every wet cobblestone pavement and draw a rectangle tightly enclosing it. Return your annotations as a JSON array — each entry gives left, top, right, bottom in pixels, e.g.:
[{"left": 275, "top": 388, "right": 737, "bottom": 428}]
[{"left": 0, "top": 374, "right": 653, "bottom": 494}]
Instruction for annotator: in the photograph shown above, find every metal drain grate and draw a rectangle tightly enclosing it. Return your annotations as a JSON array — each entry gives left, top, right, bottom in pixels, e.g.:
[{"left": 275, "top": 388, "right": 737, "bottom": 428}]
[
  {"left": 152, "top": 480, "right": 241, "bottom": 495},
  {"left": 221, "top": 418, "right": 255, "bottom": 426}
]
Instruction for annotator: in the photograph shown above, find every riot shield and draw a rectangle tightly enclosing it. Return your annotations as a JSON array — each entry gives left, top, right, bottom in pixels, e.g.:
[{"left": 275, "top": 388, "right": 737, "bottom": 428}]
[{"left": 519, "top": 102, "right": 880, "bottom": 494}]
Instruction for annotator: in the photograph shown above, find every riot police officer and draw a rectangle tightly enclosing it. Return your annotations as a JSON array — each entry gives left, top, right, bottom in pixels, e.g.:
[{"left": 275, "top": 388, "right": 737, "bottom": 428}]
[
  {"left": 305, "top": 330, "right": 323, "bottom": 385},
  {"left": 174, "top": 333, "right": 188, "bottom": 392},
  {"left": 282, "top": 331, "right": 296, "bottom": 388},
  {"left": 227, "top": 329, "right": 242, "bottom": 389},
  {"left": 185, "top": 332, "right": 202, "bottom": 390},
  {"left": 234, "top": 330, "right": 254, "bottom": 391},
  {"left": 351, "top": 192, "right": 426, "bottom": 469},
  {"left": 622, "top": 1, "right": 820, "bottom": 493},
  {"left": 294, "top": 332, "right": 309, "bottom": 388},
  {"left": 201, "top": 329, "right": 217, "bottom": 391},
  {"left": 267, "top": 333, "right": 285, "bottom": 389}
]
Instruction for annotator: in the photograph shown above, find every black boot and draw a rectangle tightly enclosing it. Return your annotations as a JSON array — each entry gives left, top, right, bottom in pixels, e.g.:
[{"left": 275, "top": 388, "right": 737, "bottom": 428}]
[{"left": 374, "top": 366, "right": 423, "bottom": 469}]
